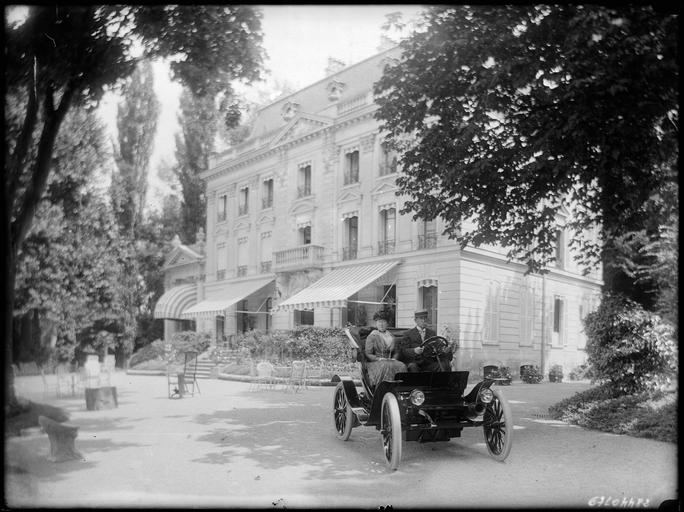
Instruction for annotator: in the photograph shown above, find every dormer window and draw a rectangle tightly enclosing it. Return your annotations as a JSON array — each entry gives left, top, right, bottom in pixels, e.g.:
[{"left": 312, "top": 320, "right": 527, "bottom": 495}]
[
  {"left": 281, "top": 101, "right": 299, "bottom": 121},
  {"left": 326, "top": 80, "right": 346, "bottom": 102}
]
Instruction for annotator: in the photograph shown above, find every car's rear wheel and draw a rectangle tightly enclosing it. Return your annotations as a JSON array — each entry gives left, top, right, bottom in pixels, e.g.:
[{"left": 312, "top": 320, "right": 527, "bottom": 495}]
[
  {"left": 381, "top": 393, "right": 402, "bottom": 470},
  {"left": 333, "top": 382, "right": 354, "bottom": 441},
  {"left": 483, "top": 387, "right": 513, "bottom": 461}
]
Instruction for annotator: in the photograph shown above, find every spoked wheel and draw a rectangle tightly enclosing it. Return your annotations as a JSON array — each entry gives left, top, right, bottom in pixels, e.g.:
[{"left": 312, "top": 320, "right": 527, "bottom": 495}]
[
  {"left": 380, "top": 393, "right": 403, "bottom": 471},
  {"left": 483, "top": 387, "right": 513, "bottom": 461},
  {"left": 333, "top": 383, "right": 354, "bottom": 441}
]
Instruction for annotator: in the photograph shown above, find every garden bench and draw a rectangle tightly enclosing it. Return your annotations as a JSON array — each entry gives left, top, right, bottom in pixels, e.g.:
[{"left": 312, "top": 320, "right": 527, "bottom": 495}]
[{"left": 38, "top": 415, "right": 83, "bottom": 462}]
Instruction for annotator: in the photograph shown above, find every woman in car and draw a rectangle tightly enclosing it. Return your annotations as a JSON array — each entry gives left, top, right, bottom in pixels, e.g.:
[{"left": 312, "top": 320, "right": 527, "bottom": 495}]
[{"left": 364, "top": 310, "right": 407, "bottom": 388}]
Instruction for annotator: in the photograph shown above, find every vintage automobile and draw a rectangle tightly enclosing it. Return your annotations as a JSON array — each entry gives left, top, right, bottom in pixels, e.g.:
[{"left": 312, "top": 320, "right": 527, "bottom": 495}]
[{"left": 332, "top": 326, "right": 513, "bottom": 470}]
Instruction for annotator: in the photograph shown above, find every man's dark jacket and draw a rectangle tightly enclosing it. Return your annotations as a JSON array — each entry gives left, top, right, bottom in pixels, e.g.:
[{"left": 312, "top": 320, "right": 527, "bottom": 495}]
[{"left": 398, "top": 326, "right": 452, "bottom": 368}]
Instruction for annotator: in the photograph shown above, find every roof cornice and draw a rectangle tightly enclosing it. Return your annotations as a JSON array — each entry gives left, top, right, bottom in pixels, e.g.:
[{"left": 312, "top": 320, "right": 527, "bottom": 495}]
[{"left": 202, "top": 107, "right": 377, "bottom": 182}]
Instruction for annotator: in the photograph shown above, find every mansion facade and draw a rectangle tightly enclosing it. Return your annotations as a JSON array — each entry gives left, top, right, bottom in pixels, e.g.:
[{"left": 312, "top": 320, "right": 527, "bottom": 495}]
[{"left": 154, "top": 47, "right": 603, "bottom": 377}]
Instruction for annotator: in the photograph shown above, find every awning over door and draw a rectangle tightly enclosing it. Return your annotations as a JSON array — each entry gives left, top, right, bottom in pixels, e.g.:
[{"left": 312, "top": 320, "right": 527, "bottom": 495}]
[
  {"left": 153, "top": 284, "right": 197, "bottom": 320},
  {"left": 180, "top": 277, "right": 274, "bottom": 319},
  {"left": 276, "top": 261, "right": 399, "bottom": 311}
]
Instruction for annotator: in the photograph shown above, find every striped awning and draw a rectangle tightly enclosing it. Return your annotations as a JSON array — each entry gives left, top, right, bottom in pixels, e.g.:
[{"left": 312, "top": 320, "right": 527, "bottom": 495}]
[
  {"left": 153, "top": 284, "right": 197, "bottom": 320},
  {"left": 276, "top": 261, "right": 399, "bottom": 311},
  {"left": 180, "top": 277, "right": 274, "bottom": 319}
]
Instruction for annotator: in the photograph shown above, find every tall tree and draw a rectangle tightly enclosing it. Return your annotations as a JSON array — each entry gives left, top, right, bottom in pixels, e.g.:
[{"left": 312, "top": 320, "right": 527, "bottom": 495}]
[
  {"left": 4, "top": 5, "right": 264, "bottom": 404},
  {"left": 374, "top": 5, "right": 678, "bottom": 306},
  {"left": 111, "top": 60, "right": 160, "bottom": 238},
  {"left": 13, "top": 107, "right": 127, "bottom": 364},
  {"left": 173, "top": 88, "right": 218, "bottom": 243}
]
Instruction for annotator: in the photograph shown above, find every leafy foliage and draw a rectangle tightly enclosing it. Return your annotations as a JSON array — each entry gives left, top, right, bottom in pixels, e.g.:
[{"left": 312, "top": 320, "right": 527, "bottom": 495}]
[
  {"left": 173, "top": 88, "right": 218, "bottom": 243},
  {"left": 521, "top": 365, "right": 543, "bottom": 384},
  {"left": 235, "top": 327, "right": 353, "bottom": 364},
  {"left": 111, "top": 60, "right": 160, "bottom": 238},
  {"left": 128, "top": 339, "right": 165, "bottom": 367},
  {"left": 549, "top": 385, "right": 677, "bottom": 443},
  {"left": 568, "top": 363, "right": 594, "bottom": 381},
  {"left": 4, "top": 5, "right": 265, "bottom": 399},
  {"left": 13, "top": 108, "right": 130, "bottom": 360},
  {"left": 585, "top": 293, "right": 677, "bottom": 394},
  {"left": 169, "top": 331, "right": 212, "bottom": 356},
  {"left": 374, "top": 6, "right": 678, "bottom": 293},
  {"left": 548, "top": 364, "right": 564, "bottom": 383}
]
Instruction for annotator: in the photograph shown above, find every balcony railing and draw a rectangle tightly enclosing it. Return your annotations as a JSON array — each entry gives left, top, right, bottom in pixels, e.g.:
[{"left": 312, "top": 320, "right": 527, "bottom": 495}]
[
  {"left": 237, "top": 266, "right": 248, "bottom": 277},
  {"left": 378, "top": 239, "right": 396, "bottom": 256},
  {"left": 418, "top": 233, "right": 437, "bottom": 250},
  {"left": 262, "top": 197, "right": 273, "bottom": 209},
  {"left": 273, "top": 244, "right": 325, "bottom": 272},
  {"left": 337, "top": 92, "right": 368, "bottom": 115},
  {"left": 297, "top": 186, "right": 312, "bottom": 199},
  {"left": 260, "top": 261, "right": 272, "bottom": 274},
  {"left": 238, "top": 205, "right": 248, "bottom": 216},
  {"left": 216, "top": 270, "right": 226, "bottom": 281},
  {"left": 217, "top": 211, "right": 227, "bottom": 222},
  {"left": 342, "top": 246, "right": 358, "bottom": 261}
]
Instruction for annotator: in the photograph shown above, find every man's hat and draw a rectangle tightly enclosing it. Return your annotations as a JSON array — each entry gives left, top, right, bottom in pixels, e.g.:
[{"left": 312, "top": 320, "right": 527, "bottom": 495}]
[{"left": 414, "top": 309, "right": 429, "bottom": 318}]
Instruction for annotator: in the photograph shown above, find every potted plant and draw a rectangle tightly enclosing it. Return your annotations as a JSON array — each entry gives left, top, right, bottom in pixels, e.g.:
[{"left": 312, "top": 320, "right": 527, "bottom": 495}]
[
  {"left": 548, "top": 364, "right": 564, "bottom": 383},
  {"left": 521, "top": 365, "right": 543, "bottom": 384}
]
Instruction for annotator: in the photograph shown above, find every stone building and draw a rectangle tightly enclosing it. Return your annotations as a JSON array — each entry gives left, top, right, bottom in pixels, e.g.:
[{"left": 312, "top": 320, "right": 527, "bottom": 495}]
[{"left": 156, "top": 47, "right": 602, "bottom": 376}]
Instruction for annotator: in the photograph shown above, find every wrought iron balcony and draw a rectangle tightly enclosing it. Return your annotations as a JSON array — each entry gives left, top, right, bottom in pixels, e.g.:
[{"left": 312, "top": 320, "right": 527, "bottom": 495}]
[
  {"left": 417, "top": 233, "right": 437, "bottom": 250},
  {"left": 273, "top": 244, "right": 325, "bottom": 272},
  {"left": 378, "top": 240, "right": 396, "bottom": 256},
  {"left": 342, "top": 246, "right": 358, "bottom": 261},
  {"left": 260, "top": 261, "right": 272, "bottom": 274},
  {"left": 237, "top": 266, "right": 248, "bottom": 277},
  {"left": 238, "top": 205, "right": 248, "bottom": 216}
]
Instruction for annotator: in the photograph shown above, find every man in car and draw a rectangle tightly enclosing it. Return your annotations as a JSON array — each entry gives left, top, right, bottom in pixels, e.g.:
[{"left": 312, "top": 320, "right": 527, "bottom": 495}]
[{"left": 398, "top": 309, "right": 453, "bottom": 372}]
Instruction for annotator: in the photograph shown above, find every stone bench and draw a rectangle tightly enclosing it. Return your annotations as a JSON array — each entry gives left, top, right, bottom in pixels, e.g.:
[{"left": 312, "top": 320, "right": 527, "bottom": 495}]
[{"left": 38, "top": 415, "right": 83, "bottom": 462}]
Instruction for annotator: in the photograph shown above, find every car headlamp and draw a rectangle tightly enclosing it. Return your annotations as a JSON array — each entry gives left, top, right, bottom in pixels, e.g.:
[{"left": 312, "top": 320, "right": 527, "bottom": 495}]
[
  {"left": 409, "top": 389, "right": 425, "bottom": 406},
  {"left": 478, "top": 388, "right": 494, "bottom": 404}
]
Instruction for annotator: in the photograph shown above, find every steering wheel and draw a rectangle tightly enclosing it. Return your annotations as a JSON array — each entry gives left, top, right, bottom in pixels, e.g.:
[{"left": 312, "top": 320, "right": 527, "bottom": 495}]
[{"left": 420, "top": 335, "right": 449, "bottom": 359}]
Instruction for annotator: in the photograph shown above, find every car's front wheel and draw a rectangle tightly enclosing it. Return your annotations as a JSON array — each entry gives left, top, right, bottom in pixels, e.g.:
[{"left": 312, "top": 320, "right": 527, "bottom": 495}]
[
  {"left": 380, "top": 393, "right": 402, "bottom": 470},
  {"left": 333, "top": 382, "right": 354, "bottom": 441}
]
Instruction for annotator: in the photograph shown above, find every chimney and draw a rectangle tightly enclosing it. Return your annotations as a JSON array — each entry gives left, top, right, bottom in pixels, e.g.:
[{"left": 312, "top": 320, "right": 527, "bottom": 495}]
[{"left": 325, "top": 57, "right": 345, "bottom": 76}]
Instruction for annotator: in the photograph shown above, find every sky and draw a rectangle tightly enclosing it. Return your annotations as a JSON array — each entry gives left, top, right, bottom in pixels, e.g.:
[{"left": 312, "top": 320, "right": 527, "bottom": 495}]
[{"left": 99, "top": 5, "right": 426, "bottom": 206}]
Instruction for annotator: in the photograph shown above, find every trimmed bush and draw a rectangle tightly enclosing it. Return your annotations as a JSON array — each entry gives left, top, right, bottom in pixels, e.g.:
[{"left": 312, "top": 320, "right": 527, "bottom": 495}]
[
  {"left": 128, "top": 339, "right": 165, "bottom": 367},
  {"left": 169, "top": 331, "right": 212, "bottom": 355},
  {"left": 235, "top": 327, "right": 353, "bottom": 364},
  {"left": 548, "top": 364, "right": 564, "bottom": 383},
  {"left": 585, "top": 293, "right": 677, "bottom": 395},
  {"left": 568, "top": 363, "right": 594, "bottom": 381}
]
